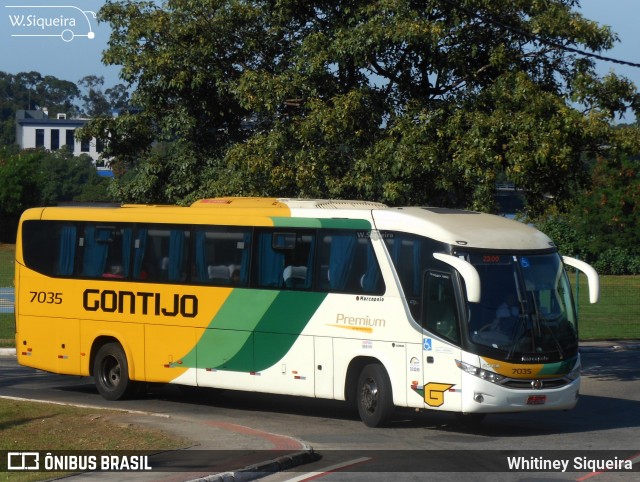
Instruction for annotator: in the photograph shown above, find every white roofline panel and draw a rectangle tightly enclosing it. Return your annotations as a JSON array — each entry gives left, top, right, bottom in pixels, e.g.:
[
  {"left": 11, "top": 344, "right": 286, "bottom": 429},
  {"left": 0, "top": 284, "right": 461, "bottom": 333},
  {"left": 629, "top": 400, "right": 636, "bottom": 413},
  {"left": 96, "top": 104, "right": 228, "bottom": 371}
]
[
  {"left": 372, "top": 207, "right": 554, "bottom": 251},
  {"left": 278, "top": 198, "right": 388, "bottom": 210}
]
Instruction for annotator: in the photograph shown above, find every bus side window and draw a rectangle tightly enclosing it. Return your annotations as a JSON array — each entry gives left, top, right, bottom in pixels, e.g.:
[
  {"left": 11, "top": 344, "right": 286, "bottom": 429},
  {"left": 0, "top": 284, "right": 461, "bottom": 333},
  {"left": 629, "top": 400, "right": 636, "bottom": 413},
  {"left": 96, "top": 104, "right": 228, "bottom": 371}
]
[
  {"left": 132, "top": 229, "right": 148, "bottom": 280},
  {"left": 423, "top": 271, "right": 460, "bottom": 344},
  {"left": 22, "top": 220, "right": 73, "bottom": 277},
  {"left": 255, "top": 230, "right": 314, "bottom": 290},
  {"left": 357, "top": 237, "right": 384, "bottom": 294},
  {"left": 141, "top": 227, "right": 189, "bottom": 283},
  {"left": 81, "top": 225, "right": 113, "bottom": 277},
  {"left": 102, "top": 227, "right": 132, "bottom": 278},
  {"left": 282, "top": 232, "right": 314, "bottom": 289},
  {"left": 317, "top": 230, "right": 384, "bottom": 295},
  {"left": 79, "top": 224, "right": 132, "bottom": 279},
  {"left": 256, "top": 231, "right": 285, "bottom": 288},
  {"left": 193, "top": 227, "right": 251, "bottom": 286},
  {"left": 57, "top": 224, "right": 77, "bottom": 276}
]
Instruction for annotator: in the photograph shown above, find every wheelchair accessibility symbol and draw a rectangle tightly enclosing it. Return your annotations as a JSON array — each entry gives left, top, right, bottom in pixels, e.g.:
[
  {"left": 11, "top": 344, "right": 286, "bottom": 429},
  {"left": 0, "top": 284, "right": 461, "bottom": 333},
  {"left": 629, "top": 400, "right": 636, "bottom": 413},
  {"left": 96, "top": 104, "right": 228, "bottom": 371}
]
[{"left": 423, "top": 338, "right": 432, "bottom": 351}]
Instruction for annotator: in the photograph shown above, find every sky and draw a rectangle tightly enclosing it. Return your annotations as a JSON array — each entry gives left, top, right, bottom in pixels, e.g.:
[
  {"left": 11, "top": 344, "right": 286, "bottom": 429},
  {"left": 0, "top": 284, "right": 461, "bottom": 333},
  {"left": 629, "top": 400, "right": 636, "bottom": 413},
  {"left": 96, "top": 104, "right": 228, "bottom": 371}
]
[
  {"left": 1, "top": 0, "right": 121, "bottom": 86},
  {"left": 1, "top": 0, "right": 639, "bottom": 119}
]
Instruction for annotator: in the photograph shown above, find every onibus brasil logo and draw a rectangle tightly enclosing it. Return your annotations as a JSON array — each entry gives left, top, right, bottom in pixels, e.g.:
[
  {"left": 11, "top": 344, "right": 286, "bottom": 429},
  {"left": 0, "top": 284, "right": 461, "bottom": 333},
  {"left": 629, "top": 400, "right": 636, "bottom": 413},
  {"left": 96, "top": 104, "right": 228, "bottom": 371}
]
[{"left": 6, "top": 5, "right": 96, "bottom": 42}]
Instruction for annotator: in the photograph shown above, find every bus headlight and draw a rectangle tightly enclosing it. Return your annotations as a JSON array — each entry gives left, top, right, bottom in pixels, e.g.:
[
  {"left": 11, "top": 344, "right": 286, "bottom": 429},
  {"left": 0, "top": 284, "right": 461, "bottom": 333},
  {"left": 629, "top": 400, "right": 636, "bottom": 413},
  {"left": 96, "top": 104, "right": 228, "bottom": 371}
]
[{"left": 456, "top": 360, "right": 506, "bottom": 384}]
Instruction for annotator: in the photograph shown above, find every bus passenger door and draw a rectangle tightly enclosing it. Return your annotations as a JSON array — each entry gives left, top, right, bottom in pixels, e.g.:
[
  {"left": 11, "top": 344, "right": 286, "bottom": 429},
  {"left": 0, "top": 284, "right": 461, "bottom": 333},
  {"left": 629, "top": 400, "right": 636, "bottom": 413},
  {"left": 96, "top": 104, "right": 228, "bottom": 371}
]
[{"left": 421, "top": 271, "right": 463, "bottom": 412}]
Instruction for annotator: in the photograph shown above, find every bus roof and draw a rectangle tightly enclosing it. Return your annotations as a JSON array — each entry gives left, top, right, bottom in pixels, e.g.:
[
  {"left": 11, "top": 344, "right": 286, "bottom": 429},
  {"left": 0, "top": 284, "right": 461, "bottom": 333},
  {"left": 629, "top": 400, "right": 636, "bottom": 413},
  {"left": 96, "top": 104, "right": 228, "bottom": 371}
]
[
  {"left": 372, "top": 207, "right": 554, "bottom": 251},
  {"left": 22, "top": 198, "right": 553, "bottom": 251},
  {"left": 191, "top": 197, "right": 387, "bottom": 210}
]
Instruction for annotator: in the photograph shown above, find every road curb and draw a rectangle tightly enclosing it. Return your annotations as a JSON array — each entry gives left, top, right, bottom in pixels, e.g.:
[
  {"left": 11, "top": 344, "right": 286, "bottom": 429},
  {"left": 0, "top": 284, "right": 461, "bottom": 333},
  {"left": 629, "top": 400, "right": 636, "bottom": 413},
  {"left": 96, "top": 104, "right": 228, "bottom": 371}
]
[
  {"left": 187, "top": 448, "right": 321, "bottom": 482},
  {"left": 0, "top": 348, "right": 16, "bottom": 357},
  {"left": 579, "top": 341, "right": 640, "bottom": 352}
]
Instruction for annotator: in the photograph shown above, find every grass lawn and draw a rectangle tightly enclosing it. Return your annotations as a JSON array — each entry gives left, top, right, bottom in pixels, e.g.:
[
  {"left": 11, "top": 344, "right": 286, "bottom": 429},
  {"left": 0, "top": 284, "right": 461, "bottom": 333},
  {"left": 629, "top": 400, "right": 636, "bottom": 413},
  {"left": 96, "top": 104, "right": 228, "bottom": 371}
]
[
  {"left": 572, "top": 274, "right": 640, "bottom": 340},
  {"left": 0, "top": 243, "right": 13, "bottom": 287},
  {"left": 0, "top": 313, "right": 14, "bottom": 347},
  {"left": 0, "top": 245, "right": 14, "bottom": 346},
  {"left": 0, "top": 398, "right": 189, "bottom": 482}
]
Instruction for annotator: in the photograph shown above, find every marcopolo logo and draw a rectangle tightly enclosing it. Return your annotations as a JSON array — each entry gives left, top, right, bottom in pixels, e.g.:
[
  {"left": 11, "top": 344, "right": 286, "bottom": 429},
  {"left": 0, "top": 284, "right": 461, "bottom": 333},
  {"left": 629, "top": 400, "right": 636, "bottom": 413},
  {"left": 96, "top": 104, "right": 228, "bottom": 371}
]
[{"left": 5, "top": 5, "right": 96, "bottom": 42}]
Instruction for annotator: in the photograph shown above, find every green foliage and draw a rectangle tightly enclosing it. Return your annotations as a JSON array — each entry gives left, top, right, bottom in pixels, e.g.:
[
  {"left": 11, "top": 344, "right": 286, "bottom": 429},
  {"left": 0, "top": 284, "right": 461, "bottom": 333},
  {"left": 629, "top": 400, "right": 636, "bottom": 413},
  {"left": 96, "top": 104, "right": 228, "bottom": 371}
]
[
  {"left": 0, "top": 147, "right": 113, "bottom": 242},
  {"left": 0, "top": 71, "right": 81, "bottom": 143},
  {"left": 533, "top": 144, "right": 640, "bottom": 274},
  {"left": 1, "top": 70, "right": 132, "bottom": 150},
  {"left": 77, "top": 75, "right": 112, "bottom": 117},
  {"left": 109, "top": 140, "right": 205, "bottom": 204},
  {"left": 0, "top": 71, "right": 80, "bottom": 115},
  {"left": 536, "top": 214, "right": 640, "bottom": 275},
  {"left": 534, "top": 214, "right": 587, "bottom": 259},
  {"left": 92, "top": 0, "right": 640, "bottom": 214},
  {"left": 577, "top": 153, "right": 640, "bottom": 250},
  {"left": 0, "top": 149, "right": 46, "bottom": 241},
  {"left": 76, "top": 75, "right": 131, "bottom": 117},
  {"left": 592, "top": 248, "right": 640, "bottom": 276},
  {"left": 39, "top": 150, "right": 111, "bottom": 204}
]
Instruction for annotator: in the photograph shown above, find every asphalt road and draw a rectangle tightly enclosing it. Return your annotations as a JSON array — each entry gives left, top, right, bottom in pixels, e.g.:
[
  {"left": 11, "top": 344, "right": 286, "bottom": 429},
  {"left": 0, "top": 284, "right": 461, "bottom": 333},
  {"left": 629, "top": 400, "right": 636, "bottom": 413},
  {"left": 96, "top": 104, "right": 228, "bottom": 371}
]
[{"left": 1, "top": 344, "right": 639, "bottom": 481}]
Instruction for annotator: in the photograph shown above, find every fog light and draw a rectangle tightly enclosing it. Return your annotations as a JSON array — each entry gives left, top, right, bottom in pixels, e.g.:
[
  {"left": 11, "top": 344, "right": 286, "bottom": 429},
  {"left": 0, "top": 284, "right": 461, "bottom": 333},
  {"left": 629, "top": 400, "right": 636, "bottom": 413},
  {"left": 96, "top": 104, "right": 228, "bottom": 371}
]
[{"left": 474, "top": 393, "right": 484, "bottom": 403}]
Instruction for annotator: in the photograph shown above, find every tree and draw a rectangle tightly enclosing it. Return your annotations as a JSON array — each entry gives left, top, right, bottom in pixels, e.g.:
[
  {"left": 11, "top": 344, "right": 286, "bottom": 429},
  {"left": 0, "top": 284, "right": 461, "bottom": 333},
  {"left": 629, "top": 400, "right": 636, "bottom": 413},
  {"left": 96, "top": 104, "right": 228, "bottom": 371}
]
[
  {"left": 105, "top": 84, "right": 130, "bottom": 111},
  {"left": 0, "top": 148, "right": 45, "bottom": 242},
  {"left": 0, "top": 147, "right": 113, "bottom": 242},
  {"left": 534, "top": 158, "right": 640, "bottom": 274},
  {"left": 572, "top": 149, "right": 640, "bottom": 274},
  {"left": 76, "top": 75, "right": 132, "bottom": 117},
  {"left": 77, "top": 75, "right": 112, "bottom": 117},
  {"left": 85, "top": 0, "right": 258, "bottom": 163},
  {"left": 90, "top": 0, "right": 640, "bottom": 212},
  {"left": 0, "top": 71, "right": 80, "bottom": 144},
  {"left": 38, "top": 150, "right": 111, "bottom": 204}
]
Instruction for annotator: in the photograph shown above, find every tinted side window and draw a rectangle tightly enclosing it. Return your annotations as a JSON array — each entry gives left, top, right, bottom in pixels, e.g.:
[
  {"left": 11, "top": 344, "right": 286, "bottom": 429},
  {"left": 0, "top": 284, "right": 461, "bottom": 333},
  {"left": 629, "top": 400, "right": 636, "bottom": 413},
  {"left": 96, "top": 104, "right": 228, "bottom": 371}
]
[
  {"left": 192, "top": 227, "right": 251, "bottom": 286},
  {"left": 383, "top": 232, "right": 424, "bottom": 300},
  {"left": 22, "top": 220, "right": 74, "bottom": 276},
  {"left": 255, "top": 230, "right": 314, "bottom": 289},
  {"left": 424, "top": 271, "right": 460, "bottom": 344},
  {"left": 80, "top": 224, "right": 132, "bottom": 278},
  {"left": 316, "top": 230, "right": 385, "bottom": 295},
  {"left": 134, "top": 226, "right": 190, "bottom": 283}
]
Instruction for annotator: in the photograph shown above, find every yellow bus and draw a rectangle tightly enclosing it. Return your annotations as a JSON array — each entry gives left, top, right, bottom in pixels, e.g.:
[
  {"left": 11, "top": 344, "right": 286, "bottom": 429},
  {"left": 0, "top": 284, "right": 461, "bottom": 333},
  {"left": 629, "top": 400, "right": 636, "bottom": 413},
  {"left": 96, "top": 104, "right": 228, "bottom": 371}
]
[{"left": 15, "top": 197, "right": 599, "bottom": 427}]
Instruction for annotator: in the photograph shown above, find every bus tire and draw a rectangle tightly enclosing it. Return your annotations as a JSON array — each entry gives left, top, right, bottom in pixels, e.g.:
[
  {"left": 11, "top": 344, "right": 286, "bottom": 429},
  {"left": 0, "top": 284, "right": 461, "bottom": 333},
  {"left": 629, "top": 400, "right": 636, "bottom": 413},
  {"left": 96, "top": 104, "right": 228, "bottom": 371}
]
[
  {"left": 356, "top": 363, "right": 394, "bottom": 427},
  {"left": 94, "top": 342, "right": 135, "bottom": 401}
]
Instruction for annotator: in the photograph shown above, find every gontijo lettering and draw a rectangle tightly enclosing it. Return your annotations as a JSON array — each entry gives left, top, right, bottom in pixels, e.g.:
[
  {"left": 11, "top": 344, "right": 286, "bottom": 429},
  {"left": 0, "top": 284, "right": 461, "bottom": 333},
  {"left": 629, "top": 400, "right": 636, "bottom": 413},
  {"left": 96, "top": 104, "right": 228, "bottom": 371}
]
[{"left": 83, "top": 289, "right": 198, "bottom": 318}]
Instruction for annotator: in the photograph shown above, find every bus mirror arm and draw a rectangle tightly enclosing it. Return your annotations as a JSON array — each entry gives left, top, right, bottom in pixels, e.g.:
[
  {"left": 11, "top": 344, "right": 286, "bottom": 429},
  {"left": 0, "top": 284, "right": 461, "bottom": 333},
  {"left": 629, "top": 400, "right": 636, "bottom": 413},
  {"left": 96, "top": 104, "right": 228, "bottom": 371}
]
[
  {"left": 562, "top": 256, "right": 600, "bottom": 304},
  {"left": 433, "top": 253, "right": 481, "bottom": 303}
]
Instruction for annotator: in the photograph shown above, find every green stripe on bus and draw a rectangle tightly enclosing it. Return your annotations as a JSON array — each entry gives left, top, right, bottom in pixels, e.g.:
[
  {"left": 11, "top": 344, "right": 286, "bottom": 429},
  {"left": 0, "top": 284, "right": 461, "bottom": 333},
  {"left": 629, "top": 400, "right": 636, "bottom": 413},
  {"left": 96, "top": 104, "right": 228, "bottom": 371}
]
[
  {"left": 270, "top": 217, "right": 371, "bottom": 230},
  {"left": 178, "top": 289, "right": 327, "bottom": 372},
  {"left": 538, "top": 356, "right": 577, "bottom": 376}
]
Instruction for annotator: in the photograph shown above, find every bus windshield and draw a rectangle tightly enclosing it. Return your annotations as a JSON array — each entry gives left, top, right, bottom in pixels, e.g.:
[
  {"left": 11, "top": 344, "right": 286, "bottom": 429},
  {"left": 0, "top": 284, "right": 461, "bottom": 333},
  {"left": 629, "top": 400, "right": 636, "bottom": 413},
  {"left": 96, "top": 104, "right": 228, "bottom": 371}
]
[{"left": 463, "top": 252, "right": 579, "bottom": 361}]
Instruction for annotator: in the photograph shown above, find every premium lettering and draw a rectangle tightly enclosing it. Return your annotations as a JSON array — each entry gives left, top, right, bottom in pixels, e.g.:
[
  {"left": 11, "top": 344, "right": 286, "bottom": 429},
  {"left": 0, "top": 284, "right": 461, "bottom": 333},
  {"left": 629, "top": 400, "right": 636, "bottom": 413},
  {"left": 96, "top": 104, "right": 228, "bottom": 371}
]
[
  {"left": 83, "top": 289, "right": 198, "bottom": 318},
  {"left": 336, "top": 313, "right": 386, "bottom": 328}
]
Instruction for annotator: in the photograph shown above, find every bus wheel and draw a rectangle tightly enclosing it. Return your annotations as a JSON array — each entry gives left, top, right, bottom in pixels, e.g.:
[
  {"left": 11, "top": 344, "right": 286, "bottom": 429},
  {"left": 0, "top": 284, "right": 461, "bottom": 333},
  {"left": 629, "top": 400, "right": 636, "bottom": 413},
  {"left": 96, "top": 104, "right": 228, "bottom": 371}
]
[
  {"left": 94, "top": 342, "right": 135, "bottom": 401},
  {"left": 357, "top": 364, "right": 394, "bottom": 427}
]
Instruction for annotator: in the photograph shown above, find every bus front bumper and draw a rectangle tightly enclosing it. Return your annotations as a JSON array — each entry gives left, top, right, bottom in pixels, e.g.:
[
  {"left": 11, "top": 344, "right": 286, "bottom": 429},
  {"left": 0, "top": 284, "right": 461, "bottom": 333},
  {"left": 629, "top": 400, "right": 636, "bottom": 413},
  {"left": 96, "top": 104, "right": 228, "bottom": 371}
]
[{"left": 459, "top": 372, "right": 580, "bottom": 414}]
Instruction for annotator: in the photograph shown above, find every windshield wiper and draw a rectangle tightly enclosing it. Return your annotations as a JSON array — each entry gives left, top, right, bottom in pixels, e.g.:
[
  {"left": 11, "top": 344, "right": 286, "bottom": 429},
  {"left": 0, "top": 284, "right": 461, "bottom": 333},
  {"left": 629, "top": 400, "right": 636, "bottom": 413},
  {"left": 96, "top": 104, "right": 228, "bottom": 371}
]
[
  {"left": 540, "top": 317, "right": 566, "bottom": 359},
  {"left": 505, "top": 315, "right": 531, "bottom": 360}
]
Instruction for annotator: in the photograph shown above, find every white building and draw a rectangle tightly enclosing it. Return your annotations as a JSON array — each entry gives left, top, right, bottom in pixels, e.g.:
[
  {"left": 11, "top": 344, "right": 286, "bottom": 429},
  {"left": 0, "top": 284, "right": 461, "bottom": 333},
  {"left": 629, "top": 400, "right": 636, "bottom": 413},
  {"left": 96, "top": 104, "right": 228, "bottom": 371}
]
[{"left": 15, "top": 110, "right": 112, "bottom": 176}]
